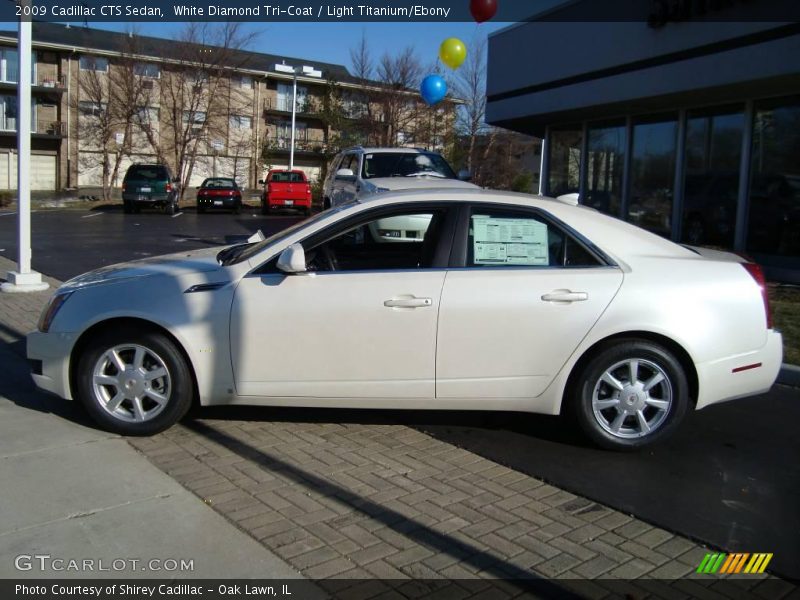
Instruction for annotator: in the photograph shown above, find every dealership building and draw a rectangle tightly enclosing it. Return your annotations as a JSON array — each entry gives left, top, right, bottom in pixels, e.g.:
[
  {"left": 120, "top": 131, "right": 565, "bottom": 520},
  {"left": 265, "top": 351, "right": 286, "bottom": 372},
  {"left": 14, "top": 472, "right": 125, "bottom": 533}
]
[{"left": 487, "top": 2, "right": 800, "bottom": 282}]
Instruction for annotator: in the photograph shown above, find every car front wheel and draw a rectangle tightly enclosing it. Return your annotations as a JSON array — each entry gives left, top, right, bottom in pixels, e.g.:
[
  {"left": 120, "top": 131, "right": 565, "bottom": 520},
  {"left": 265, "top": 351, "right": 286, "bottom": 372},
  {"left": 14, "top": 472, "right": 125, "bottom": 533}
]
[
  {"left": 570, "top": 339, "right": 689, "bottom": 451},
  {"left": 76, "top": 327, "right": 193, "bottom": 435}
]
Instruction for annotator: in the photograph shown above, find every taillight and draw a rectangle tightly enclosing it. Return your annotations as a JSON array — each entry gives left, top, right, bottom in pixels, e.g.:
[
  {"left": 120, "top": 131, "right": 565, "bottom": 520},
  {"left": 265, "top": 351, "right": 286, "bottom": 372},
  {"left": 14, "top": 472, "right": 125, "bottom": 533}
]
[
  {"left": 742, "top": 262, "right": 772, "bottom": 329},
  {"left": 166, "top": 183, "right": 173, "bottom": 192},
  {"left": 121, "top": 184, "right": 126, "bottom": 193}
]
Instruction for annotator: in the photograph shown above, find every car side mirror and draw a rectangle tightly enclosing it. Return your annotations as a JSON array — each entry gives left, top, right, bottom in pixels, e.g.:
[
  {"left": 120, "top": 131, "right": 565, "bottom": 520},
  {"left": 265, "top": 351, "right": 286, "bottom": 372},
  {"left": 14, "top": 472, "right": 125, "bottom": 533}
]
[
  {"left": 276, "top": 243, "right": 307, "bottom": 274},
  {"left": 335, "top": 168, "right": 355, "bottom": 181},
  {"left": 458, "top": 169, "right": 472, "bottom": 181}
]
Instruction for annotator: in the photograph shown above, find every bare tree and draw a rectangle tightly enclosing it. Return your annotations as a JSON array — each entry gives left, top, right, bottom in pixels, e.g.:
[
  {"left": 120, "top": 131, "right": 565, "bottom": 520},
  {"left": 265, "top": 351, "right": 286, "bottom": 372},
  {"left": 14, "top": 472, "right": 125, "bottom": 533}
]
[
  {"left": 75, "top": 31, "right": 150, "bottom": 201},
  {"left": 136, "top": 23, "right": 257, "bottom": 199},
  {"left": 451, "top": 36, "right": 490, "bottom": 174}
]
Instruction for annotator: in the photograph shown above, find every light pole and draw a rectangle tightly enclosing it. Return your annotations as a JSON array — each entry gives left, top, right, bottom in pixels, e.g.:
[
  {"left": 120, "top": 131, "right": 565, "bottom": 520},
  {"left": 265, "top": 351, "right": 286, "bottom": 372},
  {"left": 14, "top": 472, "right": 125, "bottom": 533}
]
[
  {"left": 274, "top": 62, "right": 321, "bottom": 172},
  {"left": 2, "top": 0, "right": 48, "bottom": 293}
]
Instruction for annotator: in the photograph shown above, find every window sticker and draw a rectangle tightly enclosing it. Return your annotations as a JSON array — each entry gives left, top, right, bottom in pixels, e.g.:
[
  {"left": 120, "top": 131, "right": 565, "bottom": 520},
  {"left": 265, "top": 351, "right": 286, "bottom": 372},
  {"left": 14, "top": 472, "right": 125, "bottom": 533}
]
[{"left": 472, "top": 216, "right": 549, "bottom": 266}]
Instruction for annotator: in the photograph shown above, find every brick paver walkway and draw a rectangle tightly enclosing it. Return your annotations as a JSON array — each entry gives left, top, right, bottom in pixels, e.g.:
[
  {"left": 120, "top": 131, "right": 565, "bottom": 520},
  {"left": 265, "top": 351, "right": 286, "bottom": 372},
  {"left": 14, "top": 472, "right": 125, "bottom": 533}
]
[{"left": 1, "top": 256, "right": 796, "bottom": 600}]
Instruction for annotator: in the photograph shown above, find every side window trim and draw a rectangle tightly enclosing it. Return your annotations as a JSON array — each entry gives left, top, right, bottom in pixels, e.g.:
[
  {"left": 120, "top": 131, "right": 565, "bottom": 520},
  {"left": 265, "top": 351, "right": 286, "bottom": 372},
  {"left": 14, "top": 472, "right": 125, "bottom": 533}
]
[
  {"left": 251, "top": 202, "right": 459, "bottom": 275},
  {"left": 450, "top": 202, "right": 617, "bottom": 269}
]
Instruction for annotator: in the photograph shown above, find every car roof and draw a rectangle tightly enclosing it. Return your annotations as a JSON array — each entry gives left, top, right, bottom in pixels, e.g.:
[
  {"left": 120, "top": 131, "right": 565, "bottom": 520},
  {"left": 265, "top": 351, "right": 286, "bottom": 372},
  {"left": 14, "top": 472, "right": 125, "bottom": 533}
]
[{"left": 344, "top": 147, "right": 439, "bottom": 155}]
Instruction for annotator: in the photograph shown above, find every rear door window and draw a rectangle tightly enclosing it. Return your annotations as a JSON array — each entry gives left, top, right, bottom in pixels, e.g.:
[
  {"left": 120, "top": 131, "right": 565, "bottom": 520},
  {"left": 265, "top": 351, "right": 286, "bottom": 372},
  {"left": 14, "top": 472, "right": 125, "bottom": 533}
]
[{"left": 126, "top": 166, "right": 167, "bottom": 181}]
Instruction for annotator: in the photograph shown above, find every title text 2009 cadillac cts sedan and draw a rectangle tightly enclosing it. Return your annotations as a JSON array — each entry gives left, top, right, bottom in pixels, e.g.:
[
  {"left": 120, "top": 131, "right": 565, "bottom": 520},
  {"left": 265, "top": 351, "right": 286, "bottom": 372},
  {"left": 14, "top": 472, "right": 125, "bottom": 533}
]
[{"left": 28, "top": 189, "right": 782, "bottom": 450}]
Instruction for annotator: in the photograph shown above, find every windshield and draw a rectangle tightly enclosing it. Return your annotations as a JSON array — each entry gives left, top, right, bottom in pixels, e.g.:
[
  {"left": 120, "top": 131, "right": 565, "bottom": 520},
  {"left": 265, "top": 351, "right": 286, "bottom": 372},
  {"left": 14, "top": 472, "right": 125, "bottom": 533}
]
[
  {"left": 270, "top": 171, "right": 305, "bottom": 183},
  {"left": 201, "top": 178, "right": 237, "bottom": 189},
  {"left": 362, "top": 152, "right": 457, "bottom": 180},
  {"left": 219, "top": 203, "right": 356, "bottom": 266},
  {"left": 125, "top": 166, "right": 168, "bottom": 181}
]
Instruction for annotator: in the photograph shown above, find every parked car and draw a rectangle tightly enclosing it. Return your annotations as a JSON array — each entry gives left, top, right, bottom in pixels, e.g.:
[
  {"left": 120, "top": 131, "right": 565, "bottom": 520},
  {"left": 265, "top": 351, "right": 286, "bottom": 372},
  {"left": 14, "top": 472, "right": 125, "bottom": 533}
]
[
  {"left": 121, "top": 164, "right": 180, "bottom": 215},
  {"left": 322, "top": 147, "right": 478, "bottom": 210},
  {"left": 196, "top": 178, "right": 243, "bottom": 214},
  {"left": 27, "top": 189, "right": 782, "bottom": 450},
  {"left": 259, "top": 169, "right": 312, "bottom": 216}
]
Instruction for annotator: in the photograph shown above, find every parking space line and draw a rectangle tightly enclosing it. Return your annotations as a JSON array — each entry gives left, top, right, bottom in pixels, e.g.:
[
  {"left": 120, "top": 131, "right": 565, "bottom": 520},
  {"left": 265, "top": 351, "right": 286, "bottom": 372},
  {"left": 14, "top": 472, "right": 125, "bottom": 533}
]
[
  {"left": 81, "top": 212, "right": 103, "bottom": 219},
  {"left": 171, "top": 212, "right": 183, "bottom": 218},
  {"left": 0, "top": 212, "right": 17, "bottom": 217}
]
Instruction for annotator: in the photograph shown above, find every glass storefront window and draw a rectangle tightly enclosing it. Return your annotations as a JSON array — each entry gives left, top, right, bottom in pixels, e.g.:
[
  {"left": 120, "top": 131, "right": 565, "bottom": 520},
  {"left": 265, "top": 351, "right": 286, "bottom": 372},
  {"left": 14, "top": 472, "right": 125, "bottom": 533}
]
[
  {"left": 681, "top": 108, "right": 744, "bottom": 248},
  {"left": 585, "top": 122, "right": 625, "bottom": 217},
  {"left": 628, "top": 115, "right": 678, "bottom": 238},
  {"left": 547, "top": 126, "right": 582, "bottom": 197},
  {"left": 746, "top": 96, "right": 800, "bottom": 262}
]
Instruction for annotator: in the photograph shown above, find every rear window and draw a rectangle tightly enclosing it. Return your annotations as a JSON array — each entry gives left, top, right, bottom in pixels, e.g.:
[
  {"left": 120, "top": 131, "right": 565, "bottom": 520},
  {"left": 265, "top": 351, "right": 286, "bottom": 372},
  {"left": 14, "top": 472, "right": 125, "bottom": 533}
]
[
  {"left": 201, "top": 178, "right": 237, "bottom": 189},
  {"left": 125, "top": 166, "right": 168, "bottom": 181},
  {"left": 269, "top": 172, "right": 305, "bottom": 183},
  {"left": 362, "top": 152, "right": 457, "bottom": 180}
]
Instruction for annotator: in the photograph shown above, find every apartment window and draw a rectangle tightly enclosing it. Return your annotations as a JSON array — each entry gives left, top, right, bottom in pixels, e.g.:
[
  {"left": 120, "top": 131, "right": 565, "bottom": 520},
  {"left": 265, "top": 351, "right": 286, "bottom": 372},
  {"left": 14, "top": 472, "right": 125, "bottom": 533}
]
[
  {"left": 276, "top": 83, "right": 307, "bottom": 112},
  {"left": 1, "top": 49, "right": 17, "bottom": 83},
  {"left": 79, "top": 55, "right": 109, "bottom": 72},
  {"left": 229, "top": 115, "right": 252, "bottom": 130},
  {"left": 79, "top": 101, "right": 107, "bottom": 117},
  {"left": 135, "top": 106, "right": 159, "bottom": 125},
  {"left": 134, "top": 62, "right": 160, "bottom": 79},
  {"left": 0, "top": 95, "right": 36, "bottom": 131},
  {"left": 236, "top": 75, "right": 253, "bottom": 89},
  {"left": 183, "top": 110, "right": 206, "bottom": 129}
]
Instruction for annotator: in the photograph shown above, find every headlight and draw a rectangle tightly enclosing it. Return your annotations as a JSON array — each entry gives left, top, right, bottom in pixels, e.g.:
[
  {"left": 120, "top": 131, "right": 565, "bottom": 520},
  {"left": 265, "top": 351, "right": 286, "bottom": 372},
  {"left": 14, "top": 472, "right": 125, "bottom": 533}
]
[{"left": 37, "top": 291, "right": 73, "bottom": 333}]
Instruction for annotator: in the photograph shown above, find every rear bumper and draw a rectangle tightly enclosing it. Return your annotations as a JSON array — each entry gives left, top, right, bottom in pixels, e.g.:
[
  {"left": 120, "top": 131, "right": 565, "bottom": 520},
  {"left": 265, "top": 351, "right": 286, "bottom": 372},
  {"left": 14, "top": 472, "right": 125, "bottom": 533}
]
[
  {"left": 122, "top": 193, "right": 171, "bottom": 203},
  {"left": 27, "top": 330, "right": 76, "bottom": 400},
  {"left": 695, "top": 330, "right": 783, "bottom": 409},
  {"left": 198, "top": 196, "right": 239, "bottom": 208},
  {"left": 267, "top": 197, "right": 311, "bottom": 208}
]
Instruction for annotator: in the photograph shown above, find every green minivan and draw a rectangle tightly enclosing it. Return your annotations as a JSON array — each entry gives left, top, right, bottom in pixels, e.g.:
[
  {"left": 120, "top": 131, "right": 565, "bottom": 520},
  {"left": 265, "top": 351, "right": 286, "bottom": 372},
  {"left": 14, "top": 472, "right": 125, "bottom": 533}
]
[{"left": 122, "top": 164, "right": 180, "bottom": 214}]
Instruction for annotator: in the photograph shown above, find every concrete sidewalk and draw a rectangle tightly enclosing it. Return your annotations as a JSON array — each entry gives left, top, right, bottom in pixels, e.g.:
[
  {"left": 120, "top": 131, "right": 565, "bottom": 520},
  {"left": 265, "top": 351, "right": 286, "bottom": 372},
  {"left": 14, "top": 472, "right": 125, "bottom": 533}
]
[{"left": 0, "top": 261, "right": 301, "bottom": 580}]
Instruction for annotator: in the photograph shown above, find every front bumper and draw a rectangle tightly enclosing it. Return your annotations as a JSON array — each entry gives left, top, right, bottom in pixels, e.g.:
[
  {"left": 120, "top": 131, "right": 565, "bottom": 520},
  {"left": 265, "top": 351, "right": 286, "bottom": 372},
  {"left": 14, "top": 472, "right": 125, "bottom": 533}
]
[
  {"left": 695, "top": 330, "right": 783, "bottom": 409},
  {"left": 27, "top": 330, "right": 76, "bottom": 400}
]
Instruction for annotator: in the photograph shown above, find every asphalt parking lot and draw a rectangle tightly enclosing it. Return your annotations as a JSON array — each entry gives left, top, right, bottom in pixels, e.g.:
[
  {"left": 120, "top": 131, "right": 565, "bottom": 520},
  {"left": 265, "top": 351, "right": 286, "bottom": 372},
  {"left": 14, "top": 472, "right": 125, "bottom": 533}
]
[{"left": 1, "top": 204, "right": 798, "bottom": 580}]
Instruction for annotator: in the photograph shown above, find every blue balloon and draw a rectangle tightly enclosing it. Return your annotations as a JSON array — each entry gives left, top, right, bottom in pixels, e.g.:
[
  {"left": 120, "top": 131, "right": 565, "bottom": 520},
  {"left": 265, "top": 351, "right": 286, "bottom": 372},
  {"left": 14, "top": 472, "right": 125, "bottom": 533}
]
[{"left": 420, "top": 74, "right": 447, "bottom": 105}]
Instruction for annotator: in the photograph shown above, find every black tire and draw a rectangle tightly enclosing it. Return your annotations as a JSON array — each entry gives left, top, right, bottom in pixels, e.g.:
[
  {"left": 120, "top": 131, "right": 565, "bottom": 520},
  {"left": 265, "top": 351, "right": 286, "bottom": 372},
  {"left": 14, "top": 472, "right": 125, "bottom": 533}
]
[
  {"left": 304, "top": 206, "right": 312, "bottom": 217},
  {"left": 165, "top": 201, "right": 176, "bottom": 215},
  {"left": 123, "top": 200, "right": 132, "bottom": 214},
  {"left": 197, "top": 205, "right": 205, "bottom": 214},
  {"left": 76, "top": 326, "right": 194, "bottom": 436},
  {"left": 569, "top": 339, "right": 689, "bottom": 451},
  {"left": 323, "top": 197, "right": 331, "bottom": 210},
  {"left": 132, "top": 204, "right": 141, "bottom": 214},
  {"left": 233, "top": 202, "right": 242, "bottom": 215}
]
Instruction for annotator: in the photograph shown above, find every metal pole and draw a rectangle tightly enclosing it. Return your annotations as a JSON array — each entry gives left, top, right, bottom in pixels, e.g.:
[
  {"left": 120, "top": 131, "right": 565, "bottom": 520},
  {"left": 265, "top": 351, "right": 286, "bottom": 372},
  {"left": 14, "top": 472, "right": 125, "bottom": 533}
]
[
  {"left": 2, "top": 3, "right": 47, "bottom": 292},
  {"left": 289, "top": 70, "right": 297, "bottom": 170}
]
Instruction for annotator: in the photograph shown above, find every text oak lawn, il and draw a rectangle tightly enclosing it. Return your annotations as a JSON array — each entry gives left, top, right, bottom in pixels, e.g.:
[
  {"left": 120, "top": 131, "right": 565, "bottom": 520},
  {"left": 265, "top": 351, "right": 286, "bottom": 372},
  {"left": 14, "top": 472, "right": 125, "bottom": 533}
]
[{"left": 16, "top": 584, "right": 294, "bottom": 596}]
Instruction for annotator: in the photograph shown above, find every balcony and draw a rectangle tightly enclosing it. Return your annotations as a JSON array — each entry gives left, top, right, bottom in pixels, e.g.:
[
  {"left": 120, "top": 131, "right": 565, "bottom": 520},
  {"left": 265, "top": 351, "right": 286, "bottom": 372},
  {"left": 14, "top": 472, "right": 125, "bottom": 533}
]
[
  {"left": 263, "top": 96, "right": 321, "bottom": 117},
  {"left": 266, "top": 135, "right": 326, "bottom": 154},
  {"left": 0, "top": 120, "right": 66, "bottom": 138},
  {"left": 0, "top": 74, "right": 67, "bottom": 95}
]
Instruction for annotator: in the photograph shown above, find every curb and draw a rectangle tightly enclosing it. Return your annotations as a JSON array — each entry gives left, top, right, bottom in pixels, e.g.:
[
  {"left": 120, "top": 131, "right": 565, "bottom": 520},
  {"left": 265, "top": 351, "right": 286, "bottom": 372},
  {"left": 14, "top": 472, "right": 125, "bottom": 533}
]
[{"left": 778, "top": 364, "right": 800, "bottom": 387}]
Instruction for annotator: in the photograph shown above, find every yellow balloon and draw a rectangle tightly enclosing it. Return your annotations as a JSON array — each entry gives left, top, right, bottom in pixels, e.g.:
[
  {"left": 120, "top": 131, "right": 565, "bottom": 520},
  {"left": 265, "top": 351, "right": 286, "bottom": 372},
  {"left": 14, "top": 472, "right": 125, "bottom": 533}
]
[{"left": 439, "top": 37, "right": 467, "bottom": 70}]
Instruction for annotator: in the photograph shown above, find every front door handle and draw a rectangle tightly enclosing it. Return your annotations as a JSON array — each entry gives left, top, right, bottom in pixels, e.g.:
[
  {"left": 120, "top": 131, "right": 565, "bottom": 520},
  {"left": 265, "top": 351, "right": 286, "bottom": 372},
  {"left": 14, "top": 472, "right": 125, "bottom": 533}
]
[
  {"left": 541, "top": 290, "right": 588, "bottom": 303},
  {"left": 384, "top": 296, "right": 432, "bottom": 308}
]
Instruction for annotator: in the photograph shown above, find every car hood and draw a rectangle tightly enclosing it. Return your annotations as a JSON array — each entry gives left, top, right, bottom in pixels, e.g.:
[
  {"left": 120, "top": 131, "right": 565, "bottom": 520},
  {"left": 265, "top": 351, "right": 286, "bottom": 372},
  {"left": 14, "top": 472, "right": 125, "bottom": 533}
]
[
  {"left": 61, "top": 247, "right": 223, "bottom": 290},
  {"left": 367, "top": 177, "right": 480, "bottom": 192}
]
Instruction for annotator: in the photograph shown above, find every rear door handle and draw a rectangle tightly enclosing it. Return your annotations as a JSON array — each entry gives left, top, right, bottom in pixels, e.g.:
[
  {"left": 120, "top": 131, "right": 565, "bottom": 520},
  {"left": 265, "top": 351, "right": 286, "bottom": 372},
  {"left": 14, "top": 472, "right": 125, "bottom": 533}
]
[
  {"left": 384, "top": 296, "right": 432, "bottom": 308},
  {"left": 541, "top": 290, "right": 588, "bottom": 303}
]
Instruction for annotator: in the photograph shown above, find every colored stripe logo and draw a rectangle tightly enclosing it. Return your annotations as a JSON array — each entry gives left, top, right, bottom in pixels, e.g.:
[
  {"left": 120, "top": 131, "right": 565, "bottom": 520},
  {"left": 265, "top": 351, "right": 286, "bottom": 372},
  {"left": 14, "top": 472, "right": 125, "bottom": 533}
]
[{"left": 697, "top": 552, "right": 773, "bottom": 574}]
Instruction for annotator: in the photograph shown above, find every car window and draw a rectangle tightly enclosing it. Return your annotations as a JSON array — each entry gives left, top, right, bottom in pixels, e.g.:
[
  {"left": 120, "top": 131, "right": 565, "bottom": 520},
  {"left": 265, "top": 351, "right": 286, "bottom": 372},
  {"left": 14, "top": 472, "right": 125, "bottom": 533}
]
[
  {"left": 362, "top": 152, "right": 457, "bottom": 180},
  {"left": 201, "top": 178, "right": 236, "bottom": 188},
  {"left": 270, "top": 172, "right": 305, "bottom": 183},
  {"left": 338, "top": 154, "right": 356, "bottom": 173},
  {"left": 467, "top": 208, "right": 601, "bottom": 268},
  {"left": 125, "top": 166, "right": 168, "bottom": 181},
  {"left": 305, "top": 209, "right": 445, "bottom": 273}
]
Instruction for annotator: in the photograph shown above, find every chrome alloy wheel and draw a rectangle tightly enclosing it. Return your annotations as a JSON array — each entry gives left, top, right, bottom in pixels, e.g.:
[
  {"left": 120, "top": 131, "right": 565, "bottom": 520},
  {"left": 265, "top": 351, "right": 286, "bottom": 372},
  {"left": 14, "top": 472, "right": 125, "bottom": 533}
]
[
  {"left": 591, "top": 358, "right": 673, "bottom": 439},
  {"left": 91, "top": 344, "right": 172, "bottom": 423}
]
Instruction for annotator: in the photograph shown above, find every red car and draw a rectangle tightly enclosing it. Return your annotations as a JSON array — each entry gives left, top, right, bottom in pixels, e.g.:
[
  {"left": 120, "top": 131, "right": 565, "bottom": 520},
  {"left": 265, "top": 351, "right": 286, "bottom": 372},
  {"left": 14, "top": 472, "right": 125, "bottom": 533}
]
[
  {"left": 260, "top": 169, "right": 312, "bottom": 216},
  {"left": 196, "top": 178, "right": 243, "bottom": 214}
]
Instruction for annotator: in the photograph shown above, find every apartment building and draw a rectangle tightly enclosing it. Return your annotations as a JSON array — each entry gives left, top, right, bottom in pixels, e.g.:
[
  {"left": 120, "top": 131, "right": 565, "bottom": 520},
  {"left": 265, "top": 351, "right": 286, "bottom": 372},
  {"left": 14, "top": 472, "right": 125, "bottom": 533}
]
[{"left": 0, "top": 23, "right": 455, "bottom": 192}]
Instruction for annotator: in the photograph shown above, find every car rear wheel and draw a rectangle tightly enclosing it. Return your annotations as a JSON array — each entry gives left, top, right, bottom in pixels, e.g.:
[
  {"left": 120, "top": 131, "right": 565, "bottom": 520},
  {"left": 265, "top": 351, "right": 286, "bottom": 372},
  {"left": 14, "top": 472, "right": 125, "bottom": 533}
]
[
  {"left": 233, "top": 202, "right": 242, "bottom": 215},
  {"left": 570, "top": 339, "right": 689, "bottom": 451},
  {"left": 76, "top": 327, "right": 193, "bottom": 436},
  {"left": 123, "top": 200, "right": 132, "bottom": 214},
  {"left": 165, "top": 201, "right": 177, "bottom": 215},
  {"left": 197, "top": 205, "right": 206, "bottom": 214}
]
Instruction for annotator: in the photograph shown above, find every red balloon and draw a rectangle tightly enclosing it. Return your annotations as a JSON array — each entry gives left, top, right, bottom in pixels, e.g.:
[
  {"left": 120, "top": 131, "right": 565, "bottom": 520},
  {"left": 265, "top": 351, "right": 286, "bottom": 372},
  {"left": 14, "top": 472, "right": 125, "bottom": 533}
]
[{"left": 470, "top": 0, "right": 498, "bottom": 23}]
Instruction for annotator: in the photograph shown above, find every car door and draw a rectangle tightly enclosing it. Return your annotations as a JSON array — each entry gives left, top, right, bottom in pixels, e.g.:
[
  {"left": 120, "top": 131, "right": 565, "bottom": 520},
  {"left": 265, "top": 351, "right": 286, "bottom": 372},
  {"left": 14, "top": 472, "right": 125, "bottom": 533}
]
[
  {"left": 230, "top": 203, "right": 455, "bottom": 400},
  {"left": 436, "top": 204, "right": 624, "bottom": 400}
]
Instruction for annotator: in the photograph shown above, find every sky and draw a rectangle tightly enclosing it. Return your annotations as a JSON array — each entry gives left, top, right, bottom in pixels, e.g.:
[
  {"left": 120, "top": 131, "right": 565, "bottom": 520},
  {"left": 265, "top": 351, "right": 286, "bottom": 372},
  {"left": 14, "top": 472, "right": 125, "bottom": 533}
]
[{"left": 69, "top": 21, "right": 512, "bottom": 75}]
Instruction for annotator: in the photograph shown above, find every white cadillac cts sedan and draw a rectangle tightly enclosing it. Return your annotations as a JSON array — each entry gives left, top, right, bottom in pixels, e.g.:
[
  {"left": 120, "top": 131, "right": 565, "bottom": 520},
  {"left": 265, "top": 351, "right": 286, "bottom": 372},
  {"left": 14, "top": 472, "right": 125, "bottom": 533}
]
[{"left": 28, "top": 189, "right": 782, "bottom": 450}]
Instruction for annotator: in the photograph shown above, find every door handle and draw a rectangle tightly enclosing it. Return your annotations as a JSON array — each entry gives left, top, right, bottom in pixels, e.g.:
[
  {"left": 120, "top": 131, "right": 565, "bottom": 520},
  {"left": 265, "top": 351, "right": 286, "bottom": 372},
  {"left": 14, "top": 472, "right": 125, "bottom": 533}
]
[
  {"left": 384, "top": 296, "right": 432, "bottom": 308},
  {"left": 541, "top": 290, "right": 588, "bottom": 303}
]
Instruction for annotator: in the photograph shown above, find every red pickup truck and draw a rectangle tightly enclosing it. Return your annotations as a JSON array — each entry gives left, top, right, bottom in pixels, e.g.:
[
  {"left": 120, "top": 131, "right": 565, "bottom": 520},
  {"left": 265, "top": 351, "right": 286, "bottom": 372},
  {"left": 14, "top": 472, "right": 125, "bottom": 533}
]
[{"left": 260, "top": 169, "right": 312, "bottom": 216}]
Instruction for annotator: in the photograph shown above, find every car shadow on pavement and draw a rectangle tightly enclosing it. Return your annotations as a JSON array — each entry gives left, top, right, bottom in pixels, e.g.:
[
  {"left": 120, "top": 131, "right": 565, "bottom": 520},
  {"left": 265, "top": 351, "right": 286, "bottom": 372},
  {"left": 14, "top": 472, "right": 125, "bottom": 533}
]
[{"left": 181, "top": 417, "right": 584, "bottom": 599}]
